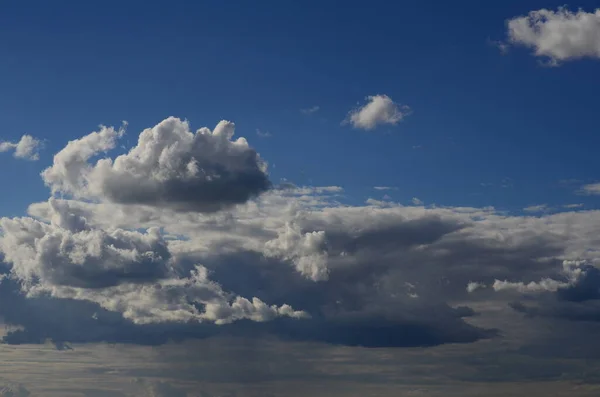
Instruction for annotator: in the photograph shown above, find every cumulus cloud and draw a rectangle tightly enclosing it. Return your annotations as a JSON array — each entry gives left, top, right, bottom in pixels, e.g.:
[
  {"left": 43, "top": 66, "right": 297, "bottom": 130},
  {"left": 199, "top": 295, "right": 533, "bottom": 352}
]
[
  {"left": 345, "top": 95, "right": 411, "bottom": 130},
  {"left": 507, "top": 7, "right": 600, "bottom": 64},
  {"left": 8, "top": 115, "right": 600, "bottom": 350},
  {"left": 0, "top": 135, "right": 41, "bottom": 160},
  {"left": 264, "top": 222, "right": 329, "bottom": 281},
  {"left": 42, "top": 117, "right": 270, "bottom": 212}
]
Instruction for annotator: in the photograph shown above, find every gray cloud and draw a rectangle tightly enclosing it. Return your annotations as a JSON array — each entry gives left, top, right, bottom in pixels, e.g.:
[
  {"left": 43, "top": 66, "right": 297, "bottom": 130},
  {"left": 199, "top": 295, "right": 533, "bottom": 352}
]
[{"left": 42, "top": 117, "right": 270, "bottom": 212}]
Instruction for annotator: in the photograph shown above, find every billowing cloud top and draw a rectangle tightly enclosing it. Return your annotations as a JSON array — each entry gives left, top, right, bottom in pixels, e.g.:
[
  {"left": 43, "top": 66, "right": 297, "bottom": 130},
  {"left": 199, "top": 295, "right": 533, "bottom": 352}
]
[{"left": 42, "top": 117, "right": 270, "bottom": 212}]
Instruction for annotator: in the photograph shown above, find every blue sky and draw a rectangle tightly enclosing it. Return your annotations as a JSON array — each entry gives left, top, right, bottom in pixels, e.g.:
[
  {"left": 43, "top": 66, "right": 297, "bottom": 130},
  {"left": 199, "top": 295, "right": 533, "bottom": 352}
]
[{"left": 2, "top": 0, "right": 600, "bottom": 216}]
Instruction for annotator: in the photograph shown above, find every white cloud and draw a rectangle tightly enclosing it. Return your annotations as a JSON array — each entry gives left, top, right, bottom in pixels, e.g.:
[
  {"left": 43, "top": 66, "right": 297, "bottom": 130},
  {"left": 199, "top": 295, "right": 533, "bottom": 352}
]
[
  {"left": 345, "top": 95, "right": 411, "bottom": 130},
  {"left": 0, "top": 135, "right": 41, "bottom": 160},
  {"left": 564, "top": 203, "right": 584, "bottom": 209},
  {"left": 507, "top": 7, "right": 600, "bottom": 64},
  {"left": 579, "top": 182, "right": 600, "bottom": 195},
  {"left": 300, "top": 106, "right": 320, "bottom": 115},
  {"left": 466, "top": 282, "right": 486, "bottom": 293},
  {"left": 412, "top": 197, "right": 424, "bottom": 206},
  {"left": 256, "top": 129, "right": 272, "bottom": 138},
  {"left": 264, "top": 222, "right": 329, "bottom": 281},
  {"left": 374, "top": 186, "right": 396, "bottom": 191}
]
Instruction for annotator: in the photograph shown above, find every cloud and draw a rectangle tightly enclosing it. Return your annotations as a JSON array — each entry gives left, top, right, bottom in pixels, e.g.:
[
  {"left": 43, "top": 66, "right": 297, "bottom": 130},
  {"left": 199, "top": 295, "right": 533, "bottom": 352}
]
[
  {"left": 507, "top": 7, "right": 600, "bottom": 65},
  {"left": 0, "top": 383, "right": 30, "bottom": 397},
  {"left": 0, "top": 135, "right": 41, "bottom": 160},
  {"left": 373, "top": 186, "right": 396, "bottom": 191},
  {"left": 255, "top": 129, "right": 272, "bottom": 138},
  {"left": 412, "top": 197, "right": 424, "bottom": 206},
  {"left": 300, "top": 106, "right": 320, "bottom": 115},
  {"left": 134, "top": 379, "right": 188, "bottom": 397},
  {"left": 563, "top": 203, "right": 584, "bottom": 209},
  {"left": 466, "top": 282, "right": 486, "bottom": 293},
  {"left": 488, "top": 39, "right": 510, "bottom": 54},
  {"left": 579, "top": 182, "right": 600, "bottom": 195},
  {"left": 10, "top": 115, "right": 600, "bottom": 351},
  {"left": 523, "top": 204, "right": 549, "bottom": 213},
  {"left": 42, "top": 117, "right": 270, "bottom": 212},
  {"left": 345, "top": 95, "right": 411, "bottom": 130}
]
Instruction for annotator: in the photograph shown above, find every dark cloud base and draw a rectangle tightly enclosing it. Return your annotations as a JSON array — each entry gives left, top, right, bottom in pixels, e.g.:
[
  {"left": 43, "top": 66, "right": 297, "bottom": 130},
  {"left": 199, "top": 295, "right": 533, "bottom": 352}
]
[{"left": 0, "top": 277, "right": 494, "bottom": 349}]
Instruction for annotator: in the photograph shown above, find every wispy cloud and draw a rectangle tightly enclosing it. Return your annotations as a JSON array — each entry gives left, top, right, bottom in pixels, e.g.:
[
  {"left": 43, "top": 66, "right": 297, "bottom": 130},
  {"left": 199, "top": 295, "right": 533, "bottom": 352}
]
[
  {"left": 256, "top": 129, "right": 272, "bottom": 138},
  {"left": 563, "top": 203, "right": 584, "bottom": 209},
  {"left": 300, "top": 106, "right": 320, "bottom": 115},
  {"left": 523, "top": 204, "right": 549, "bottom": 213}
]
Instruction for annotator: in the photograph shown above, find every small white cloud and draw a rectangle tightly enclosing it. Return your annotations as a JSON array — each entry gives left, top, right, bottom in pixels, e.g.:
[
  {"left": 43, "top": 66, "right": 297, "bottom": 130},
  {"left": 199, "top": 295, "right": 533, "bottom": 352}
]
[
  {"left": 301, "top": 106, "right": 320, "bottom": 115},
  {"left": 256, "top": 129, "right": 272, "bottom": 138},
  {"left": 580, "top": 182, "right": 600, "bottom": 195},
  {"left": 345, "top": 95, "right": 411, "bottom": 130},
  {"left": 563, "top": 203, "right": 584, "bottom": 209},
  {"left": 412, "top": 197, "right": 424, "bottom": 206},
  {"left": 466, "top": 282, "right": 486, "bottom": 293},
  {"left": 0, "top": 135, "right": 42, "bottom": 160},
  {"left": 373, "top": 186, "right": 396, "bottom": 191},
  {"left": 507, "top": 7, "right": 600, "bottom": 65},
  {"left": 523, "top": 204, "right": 549, "bottom": 213},
  {"left": 488, "top": 39, "right": 510, "bottom": 54}
]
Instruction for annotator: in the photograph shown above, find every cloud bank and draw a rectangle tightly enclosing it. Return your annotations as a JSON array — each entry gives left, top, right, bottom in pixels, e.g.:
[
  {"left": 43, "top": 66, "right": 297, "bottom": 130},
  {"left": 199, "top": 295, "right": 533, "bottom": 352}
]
[{"left": 2, "top": 116, "right": 600, "bottom": 350}]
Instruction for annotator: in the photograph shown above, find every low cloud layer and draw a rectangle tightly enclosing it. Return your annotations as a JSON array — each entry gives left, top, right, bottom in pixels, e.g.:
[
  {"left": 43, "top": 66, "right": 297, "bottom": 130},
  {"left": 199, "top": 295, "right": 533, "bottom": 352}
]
[
  {"left": 345, "top": 95, "right": 411, "bottom": 130},
  {"left": 0, "top": 135, "right": 41, "bottom": 161},
  {"left": 507, "top": 7, "right": 600, "bottom": 65}
]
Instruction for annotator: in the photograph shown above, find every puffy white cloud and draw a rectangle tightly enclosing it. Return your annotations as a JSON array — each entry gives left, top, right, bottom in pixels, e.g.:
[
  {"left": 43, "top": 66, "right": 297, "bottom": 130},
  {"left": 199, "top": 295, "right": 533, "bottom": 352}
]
[
  {"left": 345, "top": 95, "right": 411, "bottom": 130},
  {"left": 42, "top": 123, "right": 125, "bottom": 196},
  {"left": 507, "top": 7, "right": 600, "bottom": 64},
  {"left": 0, "top": 199, "right": 172, "bottom": 290},
  {"left": 0, "top": 135, "right": 41, "bottom": 160},
  {"left": 264, "top": 222, "right": 329, "bottom": 281},
  {"left": 43, "top": 117, "right": 270, "bottom": 212}
]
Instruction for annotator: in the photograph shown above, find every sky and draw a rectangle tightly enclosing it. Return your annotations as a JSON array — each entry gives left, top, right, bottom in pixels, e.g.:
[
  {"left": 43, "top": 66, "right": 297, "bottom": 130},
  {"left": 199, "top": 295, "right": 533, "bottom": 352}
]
[{"left": 2, "top": 0, "right": 600, "bottom": 396}]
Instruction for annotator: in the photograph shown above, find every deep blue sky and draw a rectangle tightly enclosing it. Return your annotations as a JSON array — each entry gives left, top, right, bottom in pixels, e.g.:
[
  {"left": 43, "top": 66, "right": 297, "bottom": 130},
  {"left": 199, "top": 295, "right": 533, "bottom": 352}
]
[{"left": 1, "top": 0, "right": 599, "bottom": 216}]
